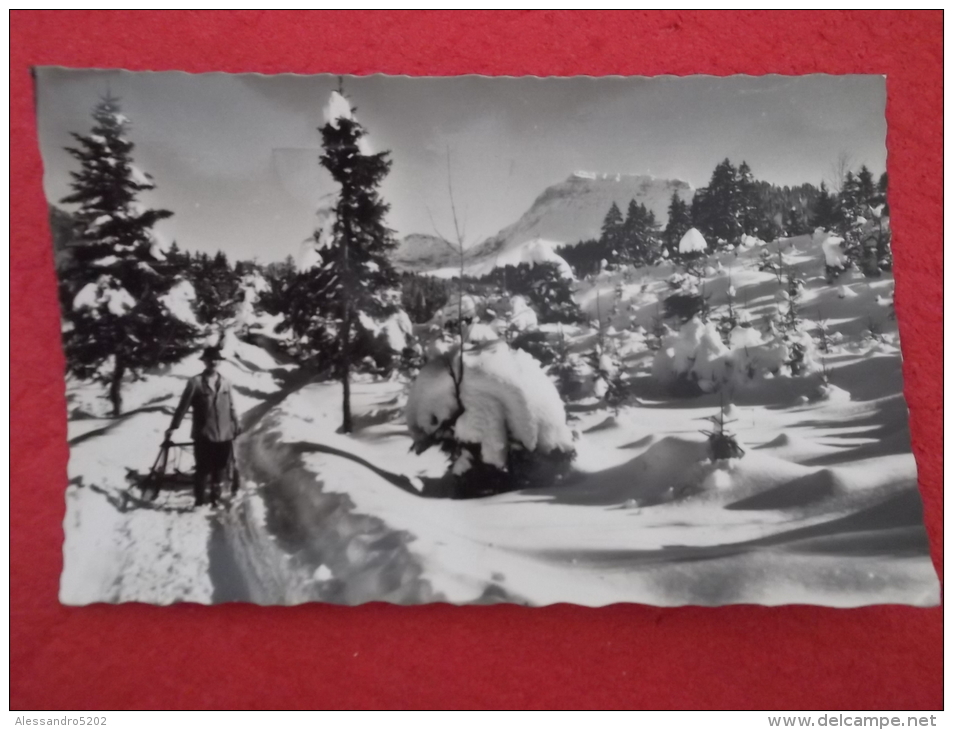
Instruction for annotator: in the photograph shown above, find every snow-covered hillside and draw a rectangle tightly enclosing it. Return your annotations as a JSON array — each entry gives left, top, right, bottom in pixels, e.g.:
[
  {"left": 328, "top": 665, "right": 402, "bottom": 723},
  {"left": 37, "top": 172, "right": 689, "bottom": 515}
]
[
  {"left": 60, "top": 227, "right": 939, "bottom": 607},
  {"left": 394, "top": 172, "right": 693, "bottom": 275}
]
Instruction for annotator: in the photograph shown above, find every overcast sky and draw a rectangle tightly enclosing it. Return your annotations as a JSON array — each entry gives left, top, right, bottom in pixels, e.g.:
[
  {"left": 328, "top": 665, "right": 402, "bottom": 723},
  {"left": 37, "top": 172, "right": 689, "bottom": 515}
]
[{"left": 36, "top": 68, "right": 886, "bottom": 263}]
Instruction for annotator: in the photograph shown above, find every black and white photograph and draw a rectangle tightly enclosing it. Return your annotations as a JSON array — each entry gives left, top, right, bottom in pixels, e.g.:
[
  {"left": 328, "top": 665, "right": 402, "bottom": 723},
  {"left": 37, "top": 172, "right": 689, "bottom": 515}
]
[{"left": 37, "top": 68, "right": 939, "bottom": 607}]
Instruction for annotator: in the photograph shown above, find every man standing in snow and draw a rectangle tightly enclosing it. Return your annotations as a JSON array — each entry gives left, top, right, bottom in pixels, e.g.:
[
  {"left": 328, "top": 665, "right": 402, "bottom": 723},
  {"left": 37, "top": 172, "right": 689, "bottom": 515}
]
[{"left": 165, "top": 347, "right": 242, "bottom": 507}]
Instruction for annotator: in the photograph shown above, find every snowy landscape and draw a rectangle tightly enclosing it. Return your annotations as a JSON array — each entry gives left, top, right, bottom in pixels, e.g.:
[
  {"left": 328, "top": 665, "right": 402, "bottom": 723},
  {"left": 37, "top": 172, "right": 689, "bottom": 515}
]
[{"left": 39, "top": 70, "right": 939, "bottom": 607}]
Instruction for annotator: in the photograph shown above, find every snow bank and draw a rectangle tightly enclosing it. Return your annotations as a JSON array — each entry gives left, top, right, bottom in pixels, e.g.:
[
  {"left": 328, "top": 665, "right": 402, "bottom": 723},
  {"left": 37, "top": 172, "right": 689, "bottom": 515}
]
[
  {"left": 740, "top": 234, "right": 766, "bottom": 248},
  {"left": 467, "top": 323, "right": 499, "bottom": 343},
  {"left": 406, "top": 343, "right": 575, "bottom": 471}
]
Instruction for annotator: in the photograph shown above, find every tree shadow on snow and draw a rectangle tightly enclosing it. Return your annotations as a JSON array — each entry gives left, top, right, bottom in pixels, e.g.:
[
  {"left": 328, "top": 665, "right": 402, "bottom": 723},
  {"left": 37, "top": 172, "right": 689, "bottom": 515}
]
[
  {"left": 535, "top": 489, "right": 931, "bottom": 568},
  {"left": 67, "top": 404, "right": 176, "bottom": 447}
]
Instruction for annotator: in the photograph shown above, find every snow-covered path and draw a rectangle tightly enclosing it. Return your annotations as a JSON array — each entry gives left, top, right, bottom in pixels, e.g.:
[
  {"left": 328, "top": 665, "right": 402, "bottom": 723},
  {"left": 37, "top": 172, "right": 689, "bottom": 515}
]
[{"left": 59, "top": 333, "right": 300, "bottom": 604}]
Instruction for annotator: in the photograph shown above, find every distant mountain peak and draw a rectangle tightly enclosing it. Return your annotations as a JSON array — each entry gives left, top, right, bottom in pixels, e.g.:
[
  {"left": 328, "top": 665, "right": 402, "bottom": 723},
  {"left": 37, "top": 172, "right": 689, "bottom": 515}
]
[{"left": 395, "top": 172, "right": 694, "bottom": 276}]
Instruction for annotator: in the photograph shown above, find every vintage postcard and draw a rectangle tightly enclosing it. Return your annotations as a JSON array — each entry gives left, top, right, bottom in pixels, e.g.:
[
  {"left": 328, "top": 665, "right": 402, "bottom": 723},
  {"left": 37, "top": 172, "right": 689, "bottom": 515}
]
[{"left": 36, "top": 68, "right": 938, "bottom": 606}]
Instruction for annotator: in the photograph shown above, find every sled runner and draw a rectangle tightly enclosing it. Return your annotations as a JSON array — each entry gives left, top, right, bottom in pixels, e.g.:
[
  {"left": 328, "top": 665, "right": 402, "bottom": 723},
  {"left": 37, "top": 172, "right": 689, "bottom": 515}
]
[
  {"left": 141, "top": 440, "right": 241, "bottom": 503},
  {"left": 141, "top": 440, "right": 195, "bottom": 501}
]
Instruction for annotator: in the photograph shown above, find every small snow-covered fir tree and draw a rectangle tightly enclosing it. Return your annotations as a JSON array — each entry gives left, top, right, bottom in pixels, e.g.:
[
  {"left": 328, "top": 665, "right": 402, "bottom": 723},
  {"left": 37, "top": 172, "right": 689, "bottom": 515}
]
[
  {"left": 646, "top": 302, "right": 669, "bottom": 351},
  {"left": 59, "top": 93, "right": 198, "bottom": 416},
  {"left": 589, "top": 340, "right": 627, "bottom": 410},
  {"left": 813, "top": 314, "right": 832, "bottom": 354},
  {"left": 771, "top": 272, "right": 817, "bottom": 377},
  {"left": 714, "top": 273, "right": 740, "bottom": 346},
  {"left": 664, "top": 287, "right": 711, "bottom": 324},
  {"left": 281, "top": 88, "right": 404, "bottom": 432},
  {"left": 701, "top": 398, "right": 745, "bottom": 461},
  {"left": 547, "top": 327, "right": 586, "bottom": 401}
]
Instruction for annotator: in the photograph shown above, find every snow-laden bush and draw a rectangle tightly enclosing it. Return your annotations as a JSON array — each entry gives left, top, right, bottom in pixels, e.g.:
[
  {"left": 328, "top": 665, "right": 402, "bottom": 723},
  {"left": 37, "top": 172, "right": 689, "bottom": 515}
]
[
  {"left": 406, "top": 342, "right": 575, "bottom": 492},
  {"left": 652, "top": 317, "right": 820, "bottom": 394},
  {"left": 158, "top": 279, "right": 200, "bottom": 327},
  {"left": 506, "top": 295, "right": 539, "bottom": 332},
  {"left": 678, "top": 227, "right": 708, "bottom": 255}
]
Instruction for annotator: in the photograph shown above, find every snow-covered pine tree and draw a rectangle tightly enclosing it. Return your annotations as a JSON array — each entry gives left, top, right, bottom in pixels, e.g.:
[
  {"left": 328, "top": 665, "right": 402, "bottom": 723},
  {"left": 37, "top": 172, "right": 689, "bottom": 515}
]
[
  {"left": 810, "top": 182, "right": 839, "bottom": 231},
  {"left": 856, "top": 165, "right": 876, "bottom": 207},
  {"left": 621, "top": 199, "right": 660, "bottom": 266},
  {"left": 692, "top": 158, "right": 743, "bottom": 247},
  {"left": 834, "top": 166, "right": 892, "bottom": 277},
  {"left": 837, "top": 171, "right": 864, "bottom": 228},
  {"left": 401, "top": 272, "right": 451, "bottom": 324},
  {"left": 714, "top": 272, "right": 740, "bottom": 346},
  {"left": 483, "top": 261, "right": 581, "bottom": 324},
  {"left": 662, "top": 192, "right": 692, "bottom": 261},
  {"left": 59, "top": 93, "right": 198, "bottom": 416},
  {"left": 164, "top": 241, "right": 192, "bottom": 278},
  {"left": 190, "top": 250, "right": 241, "bottom": 325},
  {"left": 877, "top": 172, "right": 889, "bottom": 217},
  {"left": 737, "top": 161, "right": 760, "bottom": 236},
  {"left": 282, "top": 89, "right": 403, "bottom": 433},
  {"left": 600, "top": 201, "right": 624, "bottom": 264},
  {"left": 701, "top": 398, "right": 745, "bottom": 461}
]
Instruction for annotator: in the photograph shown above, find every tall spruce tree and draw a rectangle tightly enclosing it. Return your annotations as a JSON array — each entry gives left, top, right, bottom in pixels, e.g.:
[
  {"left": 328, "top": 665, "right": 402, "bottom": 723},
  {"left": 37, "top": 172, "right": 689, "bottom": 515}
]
[
  {"left": 600, "top": 202, "right": 624, "bottom": 262},
  {"left": 838, "top": 171, "right": 863, "bottom": 226},
  {"left": 810, "top": 182, "right": 838, "bottom": 231},
  {"left": 856, "top": 165, "right": 876, "bottom": 208},
  {"left": 662, "top": 192, "right": 692, "bottom": 260},
  {"left": 692, "top": 158, "right": 743, "bottom": 247},
  {"left": 281, "top": 89, "right": 402, "bottom": 433},
  {"left": 737, "top": 161, "right": 759, "bottom": 235},
  {"left": 877, "top": 172, "right": 889, "bottom": 217},
  {"left": 60, "top": 93, "right": 197, "bottom": 416}
]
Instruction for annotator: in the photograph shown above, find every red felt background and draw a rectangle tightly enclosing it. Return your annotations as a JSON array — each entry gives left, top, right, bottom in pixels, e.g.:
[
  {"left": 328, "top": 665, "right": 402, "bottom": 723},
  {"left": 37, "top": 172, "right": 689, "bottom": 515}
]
[{"left": 10, "top": 10, "right": 943, "bottom": 710}]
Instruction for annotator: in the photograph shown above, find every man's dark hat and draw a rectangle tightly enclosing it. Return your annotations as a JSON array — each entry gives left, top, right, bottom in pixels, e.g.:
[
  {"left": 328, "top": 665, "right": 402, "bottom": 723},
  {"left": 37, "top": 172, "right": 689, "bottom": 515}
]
[{"left": 201, "top": 346, "right": 225, "bottom": 362}]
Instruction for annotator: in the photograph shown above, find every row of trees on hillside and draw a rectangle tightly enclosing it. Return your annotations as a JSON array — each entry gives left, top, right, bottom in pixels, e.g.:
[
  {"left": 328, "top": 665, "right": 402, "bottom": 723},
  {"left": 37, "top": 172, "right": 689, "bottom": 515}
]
[
  {"left": 812, "top": 166, "right": 887, "bottom": 232},
  {"left": 814, "top": 166, "right": 891, "bottom": 277},
  {"left": 558, "top": 158, "right": 886, "bottom": 278},
  {"left": 471, "top": 262, "right": 582, "bottom": 325},
  {"left": 163, "top": 245, "right": 252, "bottom": 325},
  {"left": 559, "top": 200, "right": 661, "bottom": 276}
]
